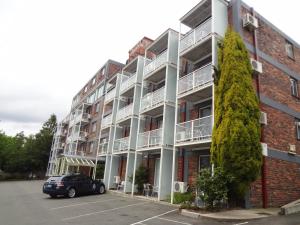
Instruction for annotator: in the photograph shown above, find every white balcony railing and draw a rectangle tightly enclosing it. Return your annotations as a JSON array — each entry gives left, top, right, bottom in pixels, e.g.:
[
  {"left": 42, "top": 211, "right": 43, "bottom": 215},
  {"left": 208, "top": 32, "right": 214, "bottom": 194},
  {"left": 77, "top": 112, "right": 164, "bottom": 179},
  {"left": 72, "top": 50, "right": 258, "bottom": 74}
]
[
  {"left": 74, "top": 131, "right": 88, "bottom": 142},
  {"left": 141, "top": 87, "right": 165, "bottom": 112},
  {"left": 144, "top": 50, "right": 168, "bottom": 76},
  {"left": 116, "top": 103, "right": 133, "bottom": 122},
  {"left": 137, "top": 128, "right": 163, "bottom": 149},
  {"left": 176, "top": 116, "right": 212, "bottom": 143},
  {"left": 101, "top": 114, "right": 113, "bottom": 128},
  {"left": 98, "top": 142, "right": 108, "bottom": 155},
  {"left": 104, "top": 88, "right": 116, "bottom": 104},
  {"left": 113, "top": 137, "right": 130, "bottom": 152},
  {"left": 120, "top": 73, "right": 136, "bottom": 93},
  {"left": 178, "top": 64, "right": 212, "bottom": 96},
  {"left": 180, "top": 18, "right": 212, "bottom": 53}
]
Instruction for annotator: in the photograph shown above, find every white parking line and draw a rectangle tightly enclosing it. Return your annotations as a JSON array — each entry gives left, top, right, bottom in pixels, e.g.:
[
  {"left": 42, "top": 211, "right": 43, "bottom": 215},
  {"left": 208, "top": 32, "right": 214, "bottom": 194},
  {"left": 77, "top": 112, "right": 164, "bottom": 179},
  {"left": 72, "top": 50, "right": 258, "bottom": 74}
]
[
  {"left": 130, "top": 209, "right": 178, "bottom": 225},
  {"left": 50, "top": 198, "right": 117, "bottom": 210},
  {"left": 233, "top": 222, "right": 249, "bottom": 225},
  {"left": 157, "top": 217, "right": 192, "bottom": 225},
  {"left": 62, "top": 202, "right": 148, "bottom": 221}
]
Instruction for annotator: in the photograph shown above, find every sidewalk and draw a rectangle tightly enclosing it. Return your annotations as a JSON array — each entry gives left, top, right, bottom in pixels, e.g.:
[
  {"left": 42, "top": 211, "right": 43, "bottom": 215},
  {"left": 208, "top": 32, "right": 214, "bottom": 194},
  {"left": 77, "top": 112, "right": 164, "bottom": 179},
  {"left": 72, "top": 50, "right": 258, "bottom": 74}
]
[{"left": 180, "top": 208, "right": 280, "bottom": 221}]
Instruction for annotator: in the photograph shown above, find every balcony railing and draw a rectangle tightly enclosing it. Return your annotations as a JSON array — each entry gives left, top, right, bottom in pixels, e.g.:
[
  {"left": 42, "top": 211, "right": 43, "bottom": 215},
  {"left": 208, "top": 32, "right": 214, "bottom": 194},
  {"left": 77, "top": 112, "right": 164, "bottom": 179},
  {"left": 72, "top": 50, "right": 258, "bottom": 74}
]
[
  {"left": 178, "top": 64, "right": 212, "bottom": 96},
  {"left": 176, "top": 116, "right": 212, "bottom": 143},
  {"left": 120, "top": 73, "right": 136, "bottom": 93},
  {"left": 137, "top": 128, "right": 163, "bottom": 149},
  {"left": 55, "top": 128, "right": 67, "bottom": 137},
  {"left": 104, "top": 88, "right": 116, "bottom": 104},
  {"left": 113, "top": 137, "right": 130, "bottom": 152},
  {"left": 116, "top": 103, "right": 133, "bottom": 122},
  {"left": 101, "top": 114, "right": 113, "bottom": 128},
  {"left": 140, "top": 87, "right": 165, "bottom": 112},
  {"left": 98, "top": 142, "right": 108, "bottom": 155},
  {"left": 74, "top": 131, "right": 88, "bottom": 142},
  {"left": 180, "top": 18, "right": 212, "bottom": 53},
  {"left": 144, "top": 50, "right": 168, "bottom": 77}
]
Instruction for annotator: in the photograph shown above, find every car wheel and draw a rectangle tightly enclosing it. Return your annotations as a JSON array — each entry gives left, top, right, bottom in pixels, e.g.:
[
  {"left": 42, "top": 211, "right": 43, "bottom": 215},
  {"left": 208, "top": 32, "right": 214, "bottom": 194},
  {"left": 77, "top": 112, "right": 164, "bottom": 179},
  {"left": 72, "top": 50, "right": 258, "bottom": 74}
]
[
  {"left": 67, "top": 187, "right": 76, "bottom": 198},
  {"left": 92, "top": 183, "right": 97, "bottom": 193},
  {"left": 99, "top": 185, "right": 105, "bottom": 194},
  {"left": 49, "top": 194, "right": 56, "bottom": 198}
]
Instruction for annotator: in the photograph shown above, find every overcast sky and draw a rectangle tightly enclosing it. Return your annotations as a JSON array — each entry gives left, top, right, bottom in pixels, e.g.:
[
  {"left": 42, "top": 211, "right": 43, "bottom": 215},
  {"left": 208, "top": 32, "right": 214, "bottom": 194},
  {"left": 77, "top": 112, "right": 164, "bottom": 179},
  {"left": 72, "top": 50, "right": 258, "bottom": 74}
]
[{"left": 1, "top": 0, "right": 299, "bottom": 136}]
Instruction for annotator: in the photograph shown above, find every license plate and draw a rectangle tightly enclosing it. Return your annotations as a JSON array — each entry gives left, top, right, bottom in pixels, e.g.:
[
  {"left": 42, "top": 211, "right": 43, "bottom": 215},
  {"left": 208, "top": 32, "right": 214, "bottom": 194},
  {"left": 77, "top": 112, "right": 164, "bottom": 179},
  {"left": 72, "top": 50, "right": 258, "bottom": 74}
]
[{"left": 47, "top": 184, "right": 52, "bottom": 188}]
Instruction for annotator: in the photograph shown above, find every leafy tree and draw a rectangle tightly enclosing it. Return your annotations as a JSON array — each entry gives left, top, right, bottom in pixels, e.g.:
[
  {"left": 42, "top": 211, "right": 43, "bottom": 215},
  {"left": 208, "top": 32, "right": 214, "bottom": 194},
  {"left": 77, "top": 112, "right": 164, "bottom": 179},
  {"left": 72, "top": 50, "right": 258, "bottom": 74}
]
[{"left": 211, "top": 29, "right": 262, "bottom": 199}]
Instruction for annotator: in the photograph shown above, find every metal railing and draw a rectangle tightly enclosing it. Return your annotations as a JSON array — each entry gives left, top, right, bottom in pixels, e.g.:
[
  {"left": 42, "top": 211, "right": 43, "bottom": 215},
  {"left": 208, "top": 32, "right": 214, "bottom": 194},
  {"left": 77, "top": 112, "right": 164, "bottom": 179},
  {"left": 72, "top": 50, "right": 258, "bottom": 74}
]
[
  {"left": 101, "top": 114, "right": 113, "bottom": 128},
  {"left": 98, "top": 142, "right": 108, "bottom": 155},
  {"left": 74, "top": 131, "right": 88, "bottom": 142},
  {"left": 137, "top": 128, "right": 163, "bottom": 149},
  {"left": 113, "top": 137, "right": 130, "bottom": 152},
  {"left": 180, "top": 18, "right": 212, "bottom": 53},
  {"left": 104, "top": 88, "right": 116, "bottom": 104},
  {"left": 140, "top": 87, "right": 165, "bottom": 112},
  {"left": 178, "top": 64, "right": 212, "bottom": 96},
  {"left": 176, "top": 116, "right": 212, "bottom": 143},
  {"left": 116, "top": 103, "right": 133, "bottom": 122},
  {"left": 144, "top": 50, "right": 168, "bottom": 76},
  {"left": 120, "top": 73, "right": 136, "bottom": 93}
]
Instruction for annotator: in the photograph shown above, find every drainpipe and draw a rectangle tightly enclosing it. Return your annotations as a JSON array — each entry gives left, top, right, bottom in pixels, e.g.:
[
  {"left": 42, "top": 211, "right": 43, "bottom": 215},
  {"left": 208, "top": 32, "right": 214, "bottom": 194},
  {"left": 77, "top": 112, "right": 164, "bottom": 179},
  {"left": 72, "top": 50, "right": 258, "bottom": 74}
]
[{"left": 251, "top": 7, "right": 267, "bottom": 208}]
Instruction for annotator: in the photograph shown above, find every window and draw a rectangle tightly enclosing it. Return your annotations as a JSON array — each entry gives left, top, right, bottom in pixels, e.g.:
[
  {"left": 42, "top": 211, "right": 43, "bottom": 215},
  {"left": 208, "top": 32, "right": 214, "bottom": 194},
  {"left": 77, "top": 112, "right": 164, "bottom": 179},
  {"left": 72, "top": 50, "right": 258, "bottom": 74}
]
[
  {"left": 296, "top": 119, "right": 300, "bottom": 140},
  {"left": 95, "top": 102, "right": 100, "bottom": 113},
  {"left": 198, "top": 155, "right": 210, "bottom": 171},
  {"left": 286, "top": 41, "right": 295, "bottom": 59},
  {"left": 89, "top": 142, "right": 94, "bottom": 153},
  {"left": 199, "top": 106, "right": 212, "bottom": 118},
  {"left": 92, "top": 122, "right": 97, "bottom": 132},
  {"left": 92, "top": 77, "right": 96, "bottom": 85},
  {"left": 84, "top": 86, "right": 88, "bottom": 93},
  {"left": 290, "top": 77, "right": 298, "bottom": 97}
]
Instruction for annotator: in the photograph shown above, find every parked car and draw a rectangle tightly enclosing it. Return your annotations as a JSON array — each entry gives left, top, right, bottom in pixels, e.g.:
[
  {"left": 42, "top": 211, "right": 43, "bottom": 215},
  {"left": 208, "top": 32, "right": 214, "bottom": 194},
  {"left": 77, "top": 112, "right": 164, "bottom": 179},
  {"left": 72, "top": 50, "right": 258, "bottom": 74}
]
[{"left": 43, "top": 174, "right": 105, "bottom": 198}]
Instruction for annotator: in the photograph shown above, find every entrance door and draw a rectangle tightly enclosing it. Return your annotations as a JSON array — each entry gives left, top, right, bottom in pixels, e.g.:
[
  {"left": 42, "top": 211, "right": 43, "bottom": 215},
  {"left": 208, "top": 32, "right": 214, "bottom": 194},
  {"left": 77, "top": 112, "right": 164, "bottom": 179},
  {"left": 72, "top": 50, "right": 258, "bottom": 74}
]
[{"left": 154, "top": 158, "right": 160, "bottom": 187}]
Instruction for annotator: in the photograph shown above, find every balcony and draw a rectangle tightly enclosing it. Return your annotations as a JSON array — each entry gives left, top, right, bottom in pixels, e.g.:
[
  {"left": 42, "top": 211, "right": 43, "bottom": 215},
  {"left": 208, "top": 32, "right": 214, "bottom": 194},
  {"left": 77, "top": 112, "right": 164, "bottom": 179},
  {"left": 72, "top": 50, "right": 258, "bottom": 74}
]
[
  {"left": 144, "top": 50, "right": 168, "bottom": 78},
  {"left": 113, "top": 137, "right": 130, "bottom": 153},
  {"left": 140, "top": 87, "right": 165, "bottom": 113},
  {"left": 98, "top": 142, "right": 108, "bottom": 155},
  {"left": 120, "top": 73, "right": 136, "bottom": 94},
  {"left": 176, "top": 116, "right": 212, "bottom": 145},
  {"left": 74, "top": 131, "right": 88, "bottom": 142},
  {"left": 101, "top": 114, "right": 113, "bottom": 129},
  {"left": 178, "top": 64, "right": 212, "bottom": 100},
  {"left": 55, "top": 127, "right": 67, "bottom": 137},
  {"left": 116, "top": 103, "right": 133, "bottom": 122},
  {"left": 137, "top": 128, "right": 163, "bottom": 149},
  {"left": 180, "top": 18, "right": 212, "bottom": 60},
  {"left": 104, "top": 88, "right": 116, "bottom": 104}
]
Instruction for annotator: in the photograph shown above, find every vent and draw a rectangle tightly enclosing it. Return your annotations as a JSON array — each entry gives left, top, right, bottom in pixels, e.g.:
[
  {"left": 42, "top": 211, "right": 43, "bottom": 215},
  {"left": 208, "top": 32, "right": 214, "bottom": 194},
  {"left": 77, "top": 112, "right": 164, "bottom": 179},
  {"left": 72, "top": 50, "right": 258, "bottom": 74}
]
[
  {"left": 289, "top": 144, "right": 296, "bottom": 155},
  {"left": 243, "top": 13, "right": 259, "bottom": 30},
  {"left": 260, "top": 112, "right": 267, "bottom": 125},
  {"left": 251, "top": 58, "right": 263, "bottom": 74},
  {"left": 261, "top": 143, "right": 268, "bottom": 156}
]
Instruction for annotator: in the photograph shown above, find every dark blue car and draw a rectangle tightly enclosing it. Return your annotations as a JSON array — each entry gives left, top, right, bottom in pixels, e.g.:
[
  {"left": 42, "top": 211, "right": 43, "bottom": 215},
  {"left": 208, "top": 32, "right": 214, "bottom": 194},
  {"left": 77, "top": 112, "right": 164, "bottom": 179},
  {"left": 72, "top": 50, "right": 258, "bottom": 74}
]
[{"left": 43, "top": 174, "right": 105, "bottom": 198}]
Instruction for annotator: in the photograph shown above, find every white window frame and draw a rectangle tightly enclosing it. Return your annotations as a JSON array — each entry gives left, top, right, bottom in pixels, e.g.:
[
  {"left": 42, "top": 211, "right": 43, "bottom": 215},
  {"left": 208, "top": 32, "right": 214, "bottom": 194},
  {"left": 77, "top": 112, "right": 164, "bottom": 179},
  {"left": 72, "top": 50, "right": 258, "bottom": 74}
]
[
  {"left": 290, "top": 77, "right": 298, "bottom": 97},
  {"left": 286, "top": 41, "right": 295, "bottom": 59},
  {"left": 296, "top": 120, "right": 300, "bottom": 140}
]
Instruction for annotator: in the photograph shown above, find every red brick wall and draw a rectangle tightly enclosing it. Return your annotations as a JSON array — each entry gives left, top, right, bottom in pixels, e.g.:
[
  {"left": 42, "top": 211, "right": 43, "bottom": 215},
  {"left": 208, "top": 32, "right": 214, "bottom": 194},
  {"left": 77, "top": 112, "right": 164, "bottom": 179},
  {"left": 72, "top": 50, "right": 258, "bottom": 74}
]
[
  {"left": 187, "top": 152, "right": 199, "bottom": 186},
  {"left": 79, "top": 166, "right": 91, "bottom": 176},
  {"left": 128, "top": 37, "right": 153, "bottom": 63},
  {"left": 119, "top": 157, "right": 127, "bottom": 181}
]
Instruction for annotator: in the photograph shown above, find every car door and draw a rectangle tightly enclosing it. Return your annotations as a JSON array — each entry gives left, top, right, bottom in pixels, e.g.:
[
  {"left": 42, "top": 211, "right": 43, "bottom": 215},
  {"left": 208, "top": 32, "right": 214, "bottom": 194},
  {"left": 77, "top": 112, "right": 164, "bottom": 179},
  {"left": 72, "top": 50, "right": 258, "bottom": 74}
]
[{"left": 80, "top": 175, "right": 93, "bottom": 194}]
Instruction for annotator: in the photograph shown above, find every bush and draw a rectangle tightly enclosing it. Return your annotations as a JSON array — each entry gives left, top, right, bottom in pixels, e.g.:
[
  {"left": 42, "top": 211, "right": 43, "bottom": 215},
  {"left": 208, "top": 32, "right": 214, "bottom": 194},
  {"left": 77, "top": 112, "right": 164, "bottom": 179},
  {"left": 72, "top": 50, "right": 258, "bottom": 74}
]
[
  {"left": 129, "top": 165, "right": 149, "bottom": 194},
  {"left": 196, "top": 167, "right": 233, "bottom": 210},
  {"left": 173, "top": 192, "right": 194, "bottom": 204}
]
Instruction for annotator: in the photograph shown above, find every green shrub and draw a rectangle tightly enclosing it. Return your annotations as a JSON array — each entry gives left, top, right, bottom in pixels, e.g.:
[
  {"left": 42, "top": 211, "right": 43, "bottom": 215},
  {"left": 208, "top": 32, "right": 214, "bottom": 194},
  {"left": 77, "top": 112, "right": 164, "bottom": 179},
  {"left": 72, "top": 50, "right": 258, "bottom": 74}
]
[
  {"left": 129, "top": 165, "right": 149, "bottom": 194},
  {"left": 173, "top": 192, "right": 194, "bottom": 204},
  {"left": 196, "top": 167, "right": 233, "bottom": 210}
]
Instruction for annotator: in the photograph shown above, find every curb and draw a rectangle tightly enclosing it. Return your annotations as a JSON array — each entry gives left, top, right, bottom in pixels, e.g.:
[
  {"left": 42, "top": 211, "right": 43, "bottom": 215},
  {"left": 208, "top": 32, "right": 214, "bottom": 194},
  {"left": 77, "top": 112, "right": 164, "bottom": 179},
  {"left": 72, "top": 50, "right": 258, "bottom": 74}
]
[
  {"left": 179, "top": 209, "right": 271, "bottom": 222},
  {"left": 281, "top": 199, "right": 300, "bottom": 215}
]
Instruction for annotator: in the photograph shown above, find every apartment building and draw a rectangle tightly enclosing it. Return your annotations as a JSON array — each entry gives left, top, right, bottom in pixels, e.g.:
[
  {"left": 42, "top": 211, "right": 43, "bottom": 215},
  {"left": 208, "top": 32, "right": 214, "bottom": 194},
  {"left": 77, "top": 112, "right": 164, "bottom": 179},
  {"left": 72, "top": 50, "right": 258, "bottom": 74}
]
[{"left": 47, "top": 0, "right": 300, "bottom": 207}]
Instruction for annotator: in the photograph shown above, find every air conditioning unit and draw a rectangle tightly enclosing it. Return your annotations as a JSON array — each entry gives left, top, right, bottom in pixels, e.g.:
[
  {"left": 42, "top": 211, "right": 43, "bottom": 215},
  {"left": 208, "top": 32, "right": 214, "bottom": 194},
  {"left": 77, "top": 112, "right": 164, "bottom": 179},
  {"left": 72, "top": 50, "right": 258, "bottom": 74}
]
[
  {"left": 114, "top": 176, "right": 121, "bottom": 184},
  {"left": 173, "top": 181, "right": 187, "bottom": 193},
  {"left": 84, "top": 132, "right": 88, "bottom": 137},
  {"left": 251, "top": 58, "right": 263, "bottom": 74},
  {"left": 87, "top": 114, "right": 91, "bottom": 119},
  {"left": 62, "top": 143, "right": 65, "bottom": 147},
  {"left": 243, "top": 13, "right": 258, "bottom": 30},
  {"left": 289, "top": 144, "right": 296, "bottom": 155},
  {"left": 260, "top": 112, "right": 267, "bottom": 125}
]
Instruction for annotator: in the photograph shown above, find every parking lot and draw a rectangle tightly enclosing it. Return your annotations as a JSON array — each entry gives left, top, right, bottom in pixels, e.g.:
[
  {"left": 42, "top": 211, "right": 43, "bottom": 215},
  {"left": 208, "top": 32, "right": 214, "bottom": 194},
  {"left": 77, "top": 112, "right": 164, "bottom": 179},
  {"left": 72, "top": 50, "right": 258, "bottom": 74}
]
[{"left": 1, "top": 180, "right": 299, "bottom": 225}]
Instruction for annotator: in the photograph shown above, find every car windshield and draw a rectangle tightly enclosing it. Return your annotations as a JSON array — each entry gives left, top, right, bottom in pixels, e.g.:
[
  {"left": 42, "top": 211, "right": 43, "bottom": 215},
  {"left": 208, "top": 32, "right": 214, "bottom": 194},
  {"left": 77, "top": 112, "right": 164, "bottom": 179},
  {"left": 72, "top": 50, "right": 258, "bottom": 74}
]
[{"left": 46, "top": 176, "right": 63, "bottom": 182}]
